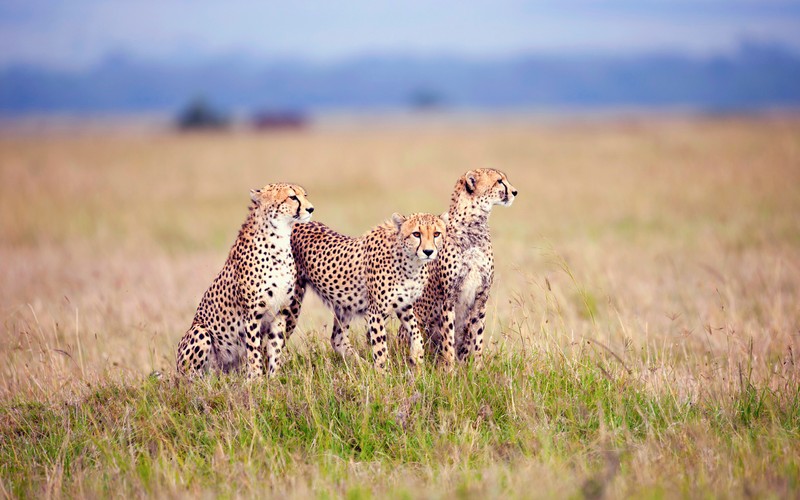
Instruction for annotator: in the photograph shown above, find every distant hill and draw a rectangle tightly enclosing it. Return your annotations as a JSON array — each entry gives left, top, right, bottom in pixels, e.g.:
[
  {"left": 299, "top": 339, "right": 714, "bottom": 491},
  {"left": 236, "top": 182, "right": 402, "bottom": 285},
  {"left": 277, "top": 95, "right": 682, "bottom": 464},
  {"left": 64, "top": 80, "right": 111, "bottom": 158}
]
[{"left": 1, "top": 42, "right": 799, "bottom": 115}]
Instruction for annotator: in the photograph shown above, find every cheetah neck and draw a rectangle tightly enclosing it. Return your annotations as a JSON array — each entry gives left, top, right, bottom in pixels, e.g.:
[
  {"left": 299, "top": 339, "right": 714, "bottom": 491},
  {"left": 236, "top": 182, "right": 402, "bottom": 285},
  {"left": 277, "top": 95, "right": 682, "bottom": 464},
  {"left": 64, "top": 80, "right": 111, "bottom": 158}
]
[
  {"left": 238, "top": 210, "right": 293, "bottom": 246},
  {"left": 447, "top": 195, "right": 491, "bottom": 241},
  {"left": 267, "top": 218, "right": 294, "bottom": 239}
]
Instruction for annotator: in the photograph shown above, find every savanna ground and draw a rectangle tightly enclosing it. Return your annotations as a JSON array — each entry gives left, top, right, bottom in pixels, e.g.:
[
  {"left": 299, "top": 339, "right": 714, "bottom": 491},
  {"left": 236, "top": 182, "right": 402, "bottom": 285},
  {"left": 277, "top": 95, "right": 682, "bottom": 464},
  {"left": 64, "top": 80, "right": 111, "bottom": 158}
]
[{"left": 0, "top": 116, "right": 799, "bottom": 498}]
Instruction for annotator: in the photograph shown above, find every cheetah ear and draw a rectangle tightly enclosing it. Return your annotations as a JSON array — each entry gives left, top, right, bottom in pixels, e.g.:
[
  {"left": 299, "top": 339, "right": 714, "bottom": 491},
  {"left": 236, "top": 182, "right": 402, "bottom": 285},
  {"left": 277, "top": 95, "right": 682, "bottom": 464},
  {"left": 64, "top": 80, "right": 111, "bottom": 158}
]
[
  {"left": 391, "top": 212, "right": 407, "bottom": 230},
  {"left": 464, "top": 175, "right": 477, "bottom": 194},
  {"left": 249, "top": 189, "right": 262, "bottom": 204},
  {"left": 439, "top": 211, "right": 449, "bottom": 224}
]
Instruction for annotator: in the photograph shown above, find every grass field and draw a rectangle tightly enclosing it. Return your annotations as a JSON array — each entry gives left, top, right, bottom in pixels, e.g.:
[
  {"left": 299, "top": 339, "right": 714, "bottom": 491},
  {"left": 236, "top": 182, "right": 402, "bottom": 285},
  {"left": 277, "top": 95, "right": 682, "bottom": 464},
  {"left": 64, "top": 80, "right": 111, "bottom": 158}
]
[{"left": 1, "top": 116, "right": 799, "bottom": 498}]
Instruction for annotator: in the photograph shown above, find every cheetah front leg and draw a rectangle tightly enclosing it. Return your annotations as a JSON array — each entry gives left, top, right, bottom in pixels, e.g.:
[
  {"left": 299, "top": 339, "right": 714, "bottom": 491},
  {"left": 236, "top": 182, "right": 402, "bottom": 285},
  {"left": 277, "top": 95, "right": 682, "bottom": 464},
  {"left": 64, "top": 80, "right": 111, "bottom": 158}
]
[
  {"left": 265, "top": 314, "right": 286, "bottom": 377},
  {"left": 366, "top": 306, "right": 389, "bottom": 371},
  {"left": 397, "top": 305, "right": 424, "bottom": 367},
  {"left": 439, "top": 299, "right": 456, "bottom": 370},
  {"left": 243, "top": 310, "right": 264, "bottom": 380},
  {"left": 457, "top": 288, "right": 490, "bottom": 366}
]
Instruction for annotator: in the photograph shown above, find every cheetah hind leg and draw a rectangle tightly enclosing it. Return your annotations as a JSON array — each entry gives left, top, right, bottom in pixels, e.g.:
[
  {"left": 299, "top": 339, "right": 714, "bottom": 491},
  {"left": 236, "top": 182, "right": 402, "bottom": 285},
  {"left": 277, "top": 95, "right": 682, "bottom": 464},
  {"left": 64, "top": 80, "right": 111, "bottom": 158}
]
[
  {"left": 394, "top": 323, "right": 411, "bottom": 367},
  {"left": 396, "top": 323, "right": 409, "bottom": 350},
  {"left": 176, "top": 325, "right": 212, "bottom": 379},
  {"left": 282, "top": 278, "right": 307, "bottom": 341},
  {"left": 330, "top": 313, "right": 359, "bottom": 360}
]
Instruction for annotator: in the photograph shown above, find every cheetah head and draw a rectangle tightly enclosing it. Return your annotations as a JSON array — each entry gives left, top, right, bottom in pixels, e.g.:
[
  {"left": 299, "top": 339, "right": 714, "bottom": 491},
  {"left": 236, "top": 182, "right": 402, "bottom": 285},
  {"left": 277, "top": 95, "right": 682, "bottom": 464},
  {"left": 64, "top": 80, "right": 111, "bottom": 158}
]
[
  {"left": 249, "top": 183, "right": 315, "bottom": 227},
  {"left": 392, "top": 212, "right": 447, "bottom": 263},
  {"left": 457, "top": 168, "right": 518, "bottom": 212}
]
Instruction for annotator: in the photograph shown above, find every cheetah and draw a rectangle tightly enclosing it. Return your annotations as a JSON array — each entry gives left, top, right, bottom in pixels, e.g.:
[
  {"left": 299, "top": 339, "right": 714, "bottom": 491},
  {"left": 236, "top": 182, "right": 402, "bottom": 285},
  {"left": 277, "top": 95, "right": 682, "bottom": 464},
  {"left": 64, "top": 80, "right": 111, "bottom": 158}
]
[
  {"left": 176, "top": 183, "right": 315, "bottom": 380},
  {"left": 282, "top": 213, "right": 447, "bottom": 370},
  {"left": 406, "top": 168, "right": 517, "bottom": 368}
]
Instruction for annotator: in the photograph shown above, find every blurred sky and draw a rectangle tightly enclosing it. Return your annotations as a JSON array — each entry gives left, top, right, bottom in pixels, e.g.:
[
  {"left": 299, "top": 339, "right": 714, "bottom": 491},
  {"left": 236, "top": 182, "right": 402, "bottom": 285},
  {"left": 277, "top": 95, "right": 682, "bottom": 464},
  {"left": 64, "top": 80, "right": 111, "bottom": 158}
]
[{"left": 2, "top": 0, "right": 800, "bottom": 69}]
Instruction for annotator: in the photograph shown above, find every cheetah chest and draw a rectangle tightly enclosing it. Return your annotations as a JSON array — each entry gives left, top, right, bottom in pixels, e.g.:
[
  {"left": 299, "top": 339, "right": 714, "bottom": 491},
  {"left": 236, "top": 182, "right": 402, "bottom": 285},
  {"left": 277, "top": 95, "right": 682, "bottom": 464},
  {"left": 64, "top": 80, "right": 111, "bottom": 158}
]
[
  {"left": 254, "top": 245, "right": 296, "bottom": 316},
  {"left": 267, "top": 269, "right": 294, "bottom": 311},
  {"left": 454, "top": 248, "right": 491, "bottom": 331},
  {"left": 394, "top": 276, "right": 425, "bottom": 306}
]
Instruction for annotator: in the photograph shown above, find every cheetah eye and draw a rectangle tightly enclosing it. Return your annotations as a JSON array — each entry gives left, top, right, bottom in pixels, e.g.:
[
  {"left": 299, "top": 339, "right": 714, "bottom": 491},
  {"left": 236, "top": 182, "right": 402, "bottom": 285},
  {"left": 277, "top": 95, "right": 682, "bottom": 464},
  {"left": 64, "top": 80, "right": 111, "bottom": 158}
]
[
  {"left": 497, "top": 179, "right": 503, "bottom": 184},
  {"left": 433, "top": 232, "right": 441, "bottom": 237},
  {"left": 289, "top": 195, "right": 299, "bottom": 201},
  {"left": 412, "top": 232, "right": 421, "bottom": 238}
]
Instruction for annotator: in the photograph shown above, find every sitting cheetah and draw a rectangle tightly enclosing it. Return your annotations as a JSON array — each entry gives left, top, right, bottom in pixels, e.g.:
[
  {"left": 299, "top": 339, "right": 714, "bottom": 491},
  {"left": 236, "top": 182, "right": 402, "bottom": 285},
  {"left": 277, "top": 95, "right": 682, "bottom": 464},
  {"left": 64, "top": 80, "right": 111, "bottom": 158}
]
[
  {"left": 176, "top": 183, "right": 315, "bottom": 380},
  {"left": 407, "top": 168, "right": 517, "bottom": 368},
  {"left": 282, "top": 213, "right": 447, "bottom": 370}
]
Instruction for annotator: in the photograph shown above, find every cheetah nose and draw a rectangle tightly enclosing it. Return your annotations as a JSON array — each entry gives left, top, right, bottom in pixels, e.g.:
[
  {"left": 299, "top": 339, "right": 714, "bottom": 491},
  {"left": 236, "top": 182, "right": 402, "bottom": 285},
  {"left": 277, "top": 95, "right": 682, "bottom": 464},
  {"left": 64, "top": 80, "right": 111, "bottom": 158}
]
[
  {"left": 423, "top": 249, "right": 434, "bottom": 257},
  {"left": 306, "top": 207, "right": 314, "bottom": 213},
  {"left": 511, "top": 189, "right": 518, "bottom": 196}
]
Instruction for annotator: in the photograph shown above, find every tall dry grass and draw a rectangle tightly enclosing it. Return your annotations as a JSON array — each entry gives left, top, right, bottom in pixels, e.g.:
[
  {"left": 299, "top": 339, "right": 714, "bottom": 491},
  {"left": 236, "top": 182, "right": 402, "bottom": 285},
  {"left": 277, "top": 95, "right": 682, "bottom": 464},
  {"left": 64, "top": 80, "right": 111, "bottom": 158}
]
[{"left": 2, "top": 117, "right": 798, "bottom": 396}]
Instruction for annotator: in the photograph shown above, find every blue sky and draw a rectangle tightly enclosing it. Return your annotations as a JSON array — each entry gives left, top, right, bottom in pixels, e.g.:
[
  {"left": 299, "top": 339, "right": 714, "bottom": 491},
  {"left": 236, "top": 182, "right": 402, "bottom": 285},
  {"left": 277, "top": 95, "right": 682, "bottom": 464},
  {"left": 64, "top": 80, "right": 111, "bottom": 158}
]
[{"left": 2, "top": 0, "right": 800, "bottom": 68}]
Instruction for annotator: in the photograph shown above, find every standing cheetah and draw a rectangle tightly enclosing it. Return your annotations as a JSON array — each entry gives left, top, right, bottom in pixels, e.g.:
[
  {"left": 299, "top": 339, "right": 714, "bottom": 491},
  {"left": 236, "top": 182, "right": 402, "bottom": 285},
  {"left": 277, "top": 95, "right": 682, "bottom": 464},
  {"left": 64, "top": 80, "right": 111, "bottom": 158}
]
[
  {"left": 408, "top": 168, "right": 517, "bottom": 368},
  {"left": 282, "top": 213, "right": 447, "bottom": 370},
  {"left": 176, "top": 183, "right": 315, "bottom": 380}
]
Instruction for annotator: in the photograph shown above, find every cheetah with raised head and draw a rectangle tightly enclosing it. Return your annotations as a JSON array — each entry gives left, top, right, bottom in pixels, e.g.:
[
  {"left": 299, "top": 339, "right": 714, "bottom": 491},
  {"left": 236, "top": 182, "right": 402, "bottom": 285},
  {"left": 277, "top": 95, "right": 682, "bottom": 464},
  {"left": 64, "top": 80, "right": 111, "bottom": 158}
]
[
  {"left": 176, "top": 183, "right": 315, "bottom": 380},
  {"left": 282, "top": 213, "right": 447, "bottom": 370},
  {"left": 409, "top": 168, "right": 517, "bottom": 368}
]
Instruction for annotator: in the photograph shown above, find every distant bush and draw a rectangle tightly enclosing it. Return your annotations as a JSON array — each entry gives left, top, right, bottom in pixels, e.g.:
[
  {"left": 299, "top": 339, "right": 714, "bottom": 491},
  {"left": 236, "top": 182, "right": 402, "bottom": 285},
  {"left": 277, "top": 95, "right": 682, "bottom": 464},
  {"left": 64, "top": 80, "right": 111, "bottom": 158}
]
[
  {"left": 251, "top": 110, "right": 308, "bottom": 131},
  {"left": 176, "top": 97, "right": 229, "bottom": 130}
]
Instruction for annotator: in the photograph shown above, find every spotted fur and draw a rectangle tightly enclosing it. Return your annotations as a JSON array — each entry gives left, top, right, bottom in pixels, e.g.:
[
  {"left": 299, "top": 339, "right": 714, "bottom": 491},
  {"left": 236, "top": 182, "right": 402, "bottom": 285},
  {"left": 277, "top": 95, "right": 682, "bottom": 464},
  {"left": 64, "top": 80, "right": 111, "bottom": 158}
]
[
  {"left": 176, "top": 183, "right": 315, "bottom": 380},
  {"left": 407, "top": 168, "right": 517, "bottom": 368},
  {"left": 283, "top": 213, "right": 447, "bottom": 370}
]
